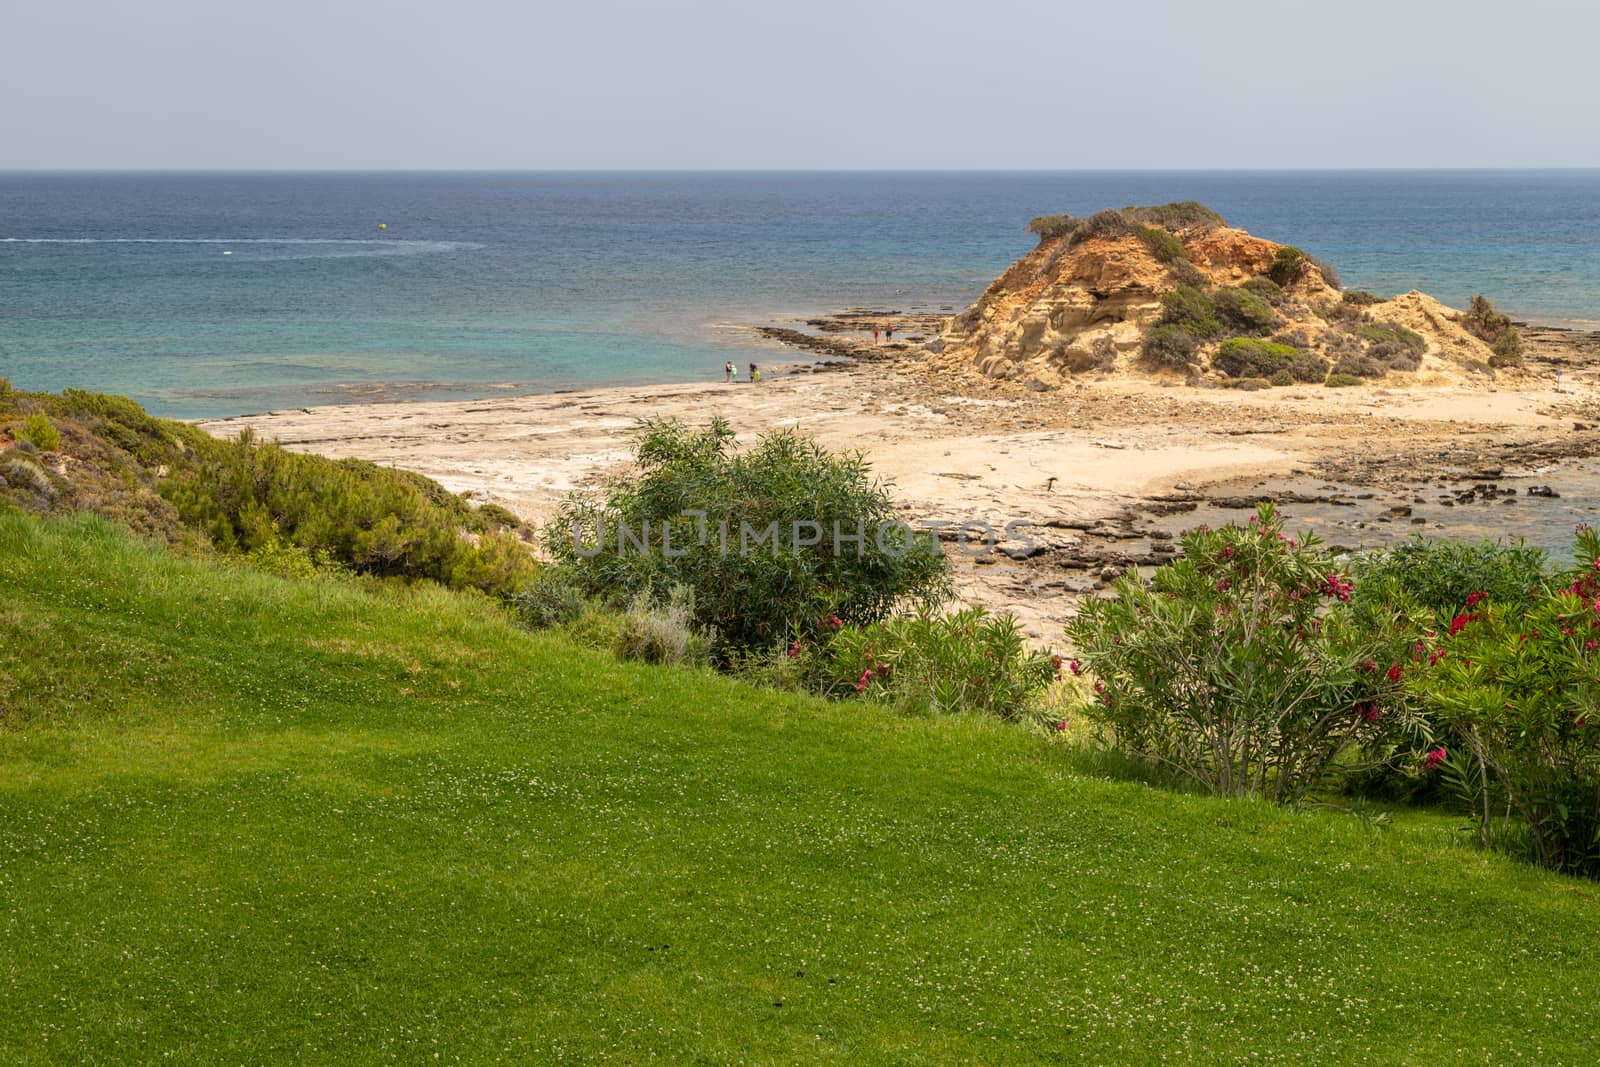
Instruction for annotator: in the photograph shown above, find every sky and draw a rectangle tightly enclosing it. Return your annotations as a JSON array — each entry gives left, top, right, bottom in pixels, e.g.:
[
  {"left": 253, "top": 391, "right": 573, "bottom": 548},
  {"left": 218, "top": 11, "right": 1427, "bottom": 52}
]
[{"left": 5, "top": 0, "right": 1599, "bottom": 170}]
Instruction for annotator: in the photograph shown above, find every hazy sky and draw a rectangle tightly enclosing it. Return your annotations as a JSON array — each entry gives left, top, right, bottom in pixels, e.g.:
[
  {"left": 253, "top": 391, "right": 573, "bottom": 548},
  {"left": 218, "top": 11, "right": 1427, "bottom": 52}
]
[{"left": 6, "top": 0, "right": 1598, "bottom": 169}]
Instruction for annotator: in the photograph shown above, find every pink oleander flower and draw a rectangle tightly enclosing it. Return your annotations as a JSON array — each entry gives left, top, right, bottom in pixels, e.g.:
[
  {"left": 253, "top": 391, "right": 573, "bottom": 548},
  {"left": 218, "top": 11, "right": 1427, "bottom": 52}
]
[
  {"left": 1465, "top": 591, "right": 1488, "bottom": 608},
  {"left": 787, "top": 640, "right": 802, "bottom": 657},
  {"left": 1054, "top": 720, "right": 1069, "bottom": 732},
  {"left": 1068, "top": 658, "right": 1083, "bottom": 677},
  {"left": 1361, "top": 705, "right": 1382, "bottom": 723},
  {"left": 1386, "top": 663, "right": 1404, "bottom": 683},
  {"left": 1424, "top": 747, "right": 1448, "bottom": 771}
]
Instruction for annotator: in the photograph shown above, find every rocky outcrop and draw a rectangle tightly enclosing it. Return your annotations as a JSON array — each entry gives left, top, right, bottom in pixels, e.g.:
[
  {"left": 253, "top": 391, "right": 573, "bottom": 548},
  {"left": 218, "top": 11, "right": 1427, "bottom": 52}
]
[{"left": 931, "top": 208, "right": 1504, "bottom": 388}]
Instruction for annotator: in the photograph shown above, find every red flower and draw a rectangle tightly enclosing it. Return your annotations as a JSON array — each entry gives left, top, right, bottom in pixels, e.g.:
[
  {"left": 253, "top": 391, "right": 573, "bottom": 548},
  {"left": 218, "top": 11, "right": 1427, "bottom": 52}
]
[
  {"left": 1465, "top": 591, "right": 1487, "bottom": 608},
  {"left": 1361, "top": 705, "right": 1382, "bottom": 723},
  {"left": 1068, "top": 658, "right": 1083, "bottom": 677},
  {"left": 1386, "top": 663, "right": 1404, "bottom": 682},
  {"left": 1448, "top": 613, "right": 1477, "bottom": 637},
  {"left": 1054, "top": 720, "right": 1069, "bottom": 732},
  {"left": 787, "top": 640, "right": 802, "bottom": 657},
  {"left": 1424, "top": 746, "right": 1448, "bottom": 771}
]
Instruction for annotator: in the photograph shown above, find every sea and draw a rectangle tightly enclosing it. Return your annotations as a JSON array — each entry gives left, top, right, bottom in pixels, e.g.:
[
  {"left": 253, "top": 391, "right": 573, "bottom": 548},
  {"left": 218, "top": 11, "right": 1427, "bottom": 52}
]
[{"left": 3, "top": 170, "right": 1600, "bottom": 420}]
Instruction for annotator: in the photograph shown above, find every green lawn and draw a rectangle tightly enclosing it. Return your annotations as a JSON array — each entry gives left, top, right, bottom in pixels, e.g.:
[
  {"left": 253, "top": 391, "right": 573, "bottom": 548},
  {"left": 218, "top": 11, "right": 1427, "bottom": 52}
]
[{"left": 2, "top": 513, "right": 1597, "bottom": 1064}]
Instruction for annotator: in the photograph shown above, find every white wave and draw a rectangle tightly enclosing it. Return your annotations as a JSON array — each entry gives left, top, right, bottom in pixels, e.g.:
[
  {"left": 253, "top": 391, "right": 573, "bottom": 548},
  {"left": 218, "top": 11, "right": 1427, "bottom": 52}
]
[{"left": 0, "top": 237, "right": 484, "bottom": 250}]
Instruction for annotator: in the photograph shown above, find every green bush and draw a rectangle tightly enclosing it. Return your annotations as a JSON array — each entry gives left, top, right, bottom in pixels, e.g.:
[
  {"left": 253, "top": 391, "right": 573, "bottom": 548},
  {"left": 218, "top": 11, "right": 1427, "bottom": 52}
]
[
  {"left": 1266, "top": 246, "right": 1308, "bottom": 287},
  {"left": 1354, "top": 536, "right": 1549, "bottom": 621},
  {"left": 1211, "top": 287, "right": 1277, "bottom": 335},
  {"left": 1121, "top": 201, "right": 1228, "bottom": 230},
  {"left": 1325, "top": 373, "right": 1363, "bottom": 387},
  {"left": 16, "top": 414, "right": 60, "bottom": 453},
  {"left": 1135, "top": 226, "right": 1187, "bottom": 265},
  {"left": 1212, "top": 338, "right": 1297, "bottom": 378},
  {"left": 1067, "top": 209, "right": 1136, "bottom": 246},
  {"left": 1462, "top": 295, "right": 1523, "bottom": 366},
  {"left": 1343, "top": 290, "right": 1384, "bottom": 307},
  {"left": 1157, "top": 285, "right": 1220, "bottom": 338},
  {"left": 1141, "top": 324, "right": 1200, "bottom": 370},
  {"left": 1025, "top": 214, "right": 1079, "bottom": 241},
  {"left": 510, "top": 568, "right": 589, "bottom": 630},
  {"left": 1410, "top": 528, "right": 1600, "bottom": 877},
  {"left": 790, "top": 607, "right": 1057, "bottom": 721},
  {"left": 1269, "top": 369, "right": 1295, "bottom": 387},
  {"left": 547, "top": 418, "right": 951, "bottom": 656},
  {"left": 1241, "top": 277, "right": 1285, "bottom": 306},
  {"left": 1066, "top": 505, "right": 1429, "bottom": 802},
  {"left": 160, "top": 429, "right": 536, "bottom": 594}
]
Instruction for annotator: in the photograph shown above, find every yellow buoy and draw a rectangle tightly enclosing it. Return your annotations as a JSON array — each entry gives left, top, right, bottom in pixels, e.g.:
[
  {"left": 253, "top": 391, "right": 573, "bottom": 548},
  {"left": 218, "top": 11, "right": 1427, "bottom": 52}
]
[{"left": 377, "top": 223, "right": 387, "bottom": 230}]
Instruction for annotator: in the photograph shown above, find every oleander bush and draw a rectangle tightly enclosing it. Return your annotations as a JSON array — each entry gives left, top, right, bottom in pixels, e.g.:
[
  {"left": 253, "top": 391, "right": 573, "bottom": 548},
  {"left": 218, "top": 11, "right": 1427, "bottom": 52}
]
[
  {"left": 547, "top": 418, "right": 951, "bottom": 656},
  {"left": 1410, "top": 527, "right": 1600, "bottom": 877},
  {"left": 772, "top": 607, "right": 1058, "bottom": 721},
  {"left": 1354, "top": 536, "right": 1550, "bottom": 621},
  {"left": 1066, "top": 505, "right": 1430, "bottom": 803}
]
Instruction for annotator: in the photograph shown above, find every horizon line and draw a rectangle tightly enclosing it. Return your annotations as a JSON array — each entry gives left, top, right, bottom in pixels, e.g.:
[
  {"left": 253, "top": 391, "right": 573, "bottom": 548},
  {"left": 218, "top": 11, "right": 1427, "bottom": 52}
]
[{"left": 4, "top": 165, "right": 1600, "bottom": 176}]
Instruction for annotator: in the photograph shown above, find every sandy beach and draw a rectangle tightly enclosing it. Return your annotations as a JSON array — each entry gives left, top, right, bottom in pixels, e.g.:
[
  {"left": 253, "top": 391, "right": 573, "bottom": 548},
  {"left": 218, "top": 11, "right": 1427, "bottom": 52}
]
[{"left": 194, "top": 321, "right": 1600, "bottom": 640}]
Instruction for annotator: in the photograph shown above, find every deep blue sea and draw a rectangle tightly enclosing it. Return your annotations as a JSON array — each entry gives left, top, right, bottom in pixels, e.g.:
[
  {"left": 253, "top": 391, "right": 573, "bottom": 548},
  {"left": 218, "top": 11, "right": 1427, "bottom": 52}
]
[{"left": 3, "top": 171, "right": 1599, "bottom": 418}]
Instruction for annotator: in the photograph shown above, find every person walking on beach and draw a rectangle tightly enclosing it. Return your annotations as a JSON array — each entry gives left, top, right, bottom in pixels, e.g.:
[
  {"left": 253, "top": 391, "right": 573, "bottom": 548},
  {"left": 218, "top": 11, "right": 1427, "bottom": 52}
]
[
  {"left": 749, "top": 362, "right": 760, "bottom": 383},
  {"left": 724, "top": 360, "right": 734, "bottom": 383},
  {"left": 872, "top": 324, "right": 880, "bottom": 344},
  {"left": 885, "top": 320, "right": 894, "bottom": 341}
]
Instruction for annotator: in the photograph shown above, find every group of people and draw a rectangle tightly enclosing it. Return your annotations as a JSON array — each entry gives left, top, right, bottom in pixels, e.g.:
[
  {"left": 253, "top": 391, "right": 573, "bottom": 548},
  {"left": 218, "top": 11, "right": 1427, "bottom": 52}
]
[
  {"left": 724, "top": 360, "right": 760, "bottom": 383},
  {"left": 872, "top": 320, "right": 894, "bottom": 343}
]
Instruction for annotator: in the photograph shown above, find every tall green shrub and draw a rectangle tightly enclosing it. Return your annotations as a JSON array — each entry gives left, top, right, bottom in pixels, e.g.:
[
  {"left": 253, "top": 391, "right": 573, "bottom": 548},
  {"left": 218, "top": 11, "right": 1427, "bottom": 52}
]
[
  {"left": 1066, "top": 505, "right": 1429, "bottom": 803},
  {"left": 547, "top": 419, "right": 951, "bottom": 655}
]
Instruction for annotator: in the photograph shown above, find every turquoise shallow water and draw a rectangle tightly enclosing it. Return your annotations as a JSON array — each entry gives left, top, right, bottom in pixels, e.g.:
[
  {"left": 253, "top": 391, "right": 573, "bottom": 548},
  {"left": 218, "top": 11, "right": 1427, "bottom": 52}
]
[{"left": 3, "top": 171, "right": 1599, "bottom": 418}]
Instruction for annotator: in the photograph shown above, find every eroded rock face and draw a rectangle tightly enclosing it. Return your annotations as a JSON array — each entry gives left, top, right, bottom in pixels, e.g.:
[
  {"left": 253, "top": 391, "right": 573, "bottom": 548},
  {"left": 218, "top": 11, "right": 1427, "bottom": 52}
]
[{"left": 932, "top": 221, "right": 1498, "bottom": 387}]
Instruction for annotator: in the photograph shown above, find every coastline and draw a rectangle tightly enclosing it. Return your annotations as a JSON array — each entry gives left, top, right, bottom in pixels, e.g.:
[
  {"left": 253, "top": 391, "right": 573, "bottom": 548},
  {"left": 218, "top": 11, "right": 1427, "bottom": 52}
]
[{"left": 198, "top": 318, "right": 1600, "bottom": 640}]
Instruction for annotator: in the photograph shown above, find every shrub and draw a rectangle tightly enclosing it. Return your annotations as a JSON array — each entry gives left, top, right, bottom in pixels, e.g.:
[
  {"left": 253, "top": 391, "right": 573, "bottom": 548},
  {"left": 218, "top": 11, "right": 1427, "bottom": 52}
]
[
  {"left": 1157, "top": 285, "right": 1220, "bottom": 337},
  {"left": 1357, "top": 321, "right": 1426, "bottom": 354},
  {"left": 1135, "top": 226, "right": 1187, "bottom": 265},
  {"left": 1266, "top": 246, "right": 1308, "bottom": 287},
  {"left": 1212, "top": 338, "right": 1297, "bottom": 379},
  {"left": 1066, "top": 505, "right": 1429, "bottom": 802},
  {"left": 793, "top": 607, "right": 1057, "bottom": 721},
  {"left": 1067, "top": 209, "right": 1136, "bottom": 246},
  {"left": 1410, "top": 529, "right": 1600, "bottom": 877},
  {"left": 1211, "top": 287, "right": 1277, "bottom": 335},
  {"left": 160, "top": 429, "right": 536, "bottom": 594},
  {"left": 16, "top": 414, "right": 60, "bottom": 453},
  {"left": 547, "top": 418, "right": 951, "bottom": 656},
  {"left": 511, "top": 568, "right": 589, "bottom": 630},
  {"left": 1025, "top": 214, "right": 1079, "bottom": 241},
  {"left": 1269, "top": 369, "right": 1295, "bottom": 387},
  {"left": 1489, "top": 332, "right": 1524, "bottom": 367},
  {"left": 1343, "top": 290, "right": 1384, "bottom": 307},
  {"left": 1354, "top": 536, "right": 1549, "bottom": 621},
  {"left": 1141, "top": 324, "right": 1200, "bottom": 370},
  {"left": 1325, "top": 373, "right": 1363, "bottom": 387},
  {"left": 1121, "top": 201, "right": 1228, "bottom": 231},
  {"left": 616, "top": 587, "right": 714, "bottom": 667},
  {"left": 1241, "top": 277, "right": 1286, "bottom": 306}
]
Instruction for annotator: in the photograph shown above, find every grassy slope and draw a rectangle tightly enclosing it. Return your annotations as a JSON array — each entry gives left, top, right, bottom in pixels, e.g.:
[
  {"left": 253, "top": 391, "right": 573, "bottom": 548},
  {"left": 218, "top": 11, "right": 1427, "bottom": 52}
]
[{"left": 1, "top": 514, "right": 1597, "bottom": 1065}]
